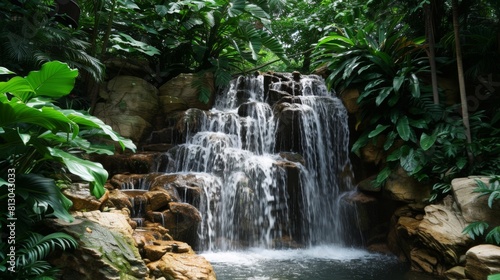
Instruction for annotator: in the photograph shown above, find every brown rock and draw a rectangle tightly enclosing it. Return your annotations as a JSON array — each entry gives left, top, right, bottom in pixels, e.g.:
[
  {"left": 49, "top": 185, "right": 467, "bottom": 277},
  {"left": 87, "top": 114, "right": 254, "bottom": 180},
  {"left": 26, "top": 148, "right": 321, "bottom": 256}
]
[
  {"left": 465, "top": 244, "right": 500, "bottom": 280},
  {"left": 417, "top": 202, "right": 472, "bottom": 265},
  {"left": 144, "top": 244, "right": 168, "bottom": 261},
  {"left": 384, "top": 166, "right": 431, "bottom": 205},
  {"left": 147, "top": 241, "right": 215, "bottom": 280},
  {"left": 452, "top": 177, "right": 500, "bottom": 227},
  {"left": 63, "top": 183, "right": 102, "bottom": 211},
  {"left": 158, "top": 73, "right": 214, "bottom": 111}
]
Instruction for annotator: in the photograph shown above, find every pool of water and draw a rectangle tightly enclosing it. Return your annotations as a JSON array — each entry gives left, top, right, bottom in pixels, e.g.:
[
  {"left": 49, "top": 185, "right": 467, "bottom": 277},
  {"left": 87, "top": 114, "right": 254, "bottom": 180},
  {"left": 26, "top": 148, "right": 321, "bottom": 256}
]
[{"left": 201, "top": 245, "right": 412, "bottom": 280}]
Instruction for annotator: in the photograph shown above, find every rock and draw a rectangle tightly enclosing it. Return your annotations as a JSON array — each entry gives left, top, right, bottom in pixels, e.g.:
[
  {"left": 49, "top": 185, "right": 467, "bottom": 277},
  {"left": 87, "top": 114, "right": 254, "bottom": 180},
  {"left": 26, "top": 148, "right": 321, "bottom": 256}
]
[
  {"left": 144, "top": 244, "right": 168, "bottom": 261},
  {"left": 107, "top": 188, "right": 133, "bottom": 210},
  {"left": 147, "top": 241, "right": 216, "bottom": 280},
  {"left": 340, "top": 88, "right": 360, "bottom": 114},
  {"left": 158, "top": 73, "right": 214, "bottom": 113},
  {"left": 144, "top": 190, "right": 172, "bottom": 211},
  {"left": 416, "top": 201, "right": 472, "bottom": 266},
  {"left": 91, "top": 153, "right": 163, "bottom": 177},
  {"left": 63, "top": 183, "right": 103, "bottom": 211},
  {"left": 357, "top": 175, "right": 381, "bottom": 192},
  {"left": 94, "top": 76, "right": 159, "bottom": 143},
  {"left": 162, "top": 202, "right": 202, "bottom": 245},
  {"left": 465, "top": 244, "right": 500, "bottom": 280},
  {"left": 384, "top": 166, "right": 431, "bottom": 205},
  {"left": 444, "top": 266, "right": 466, "bottom": 280},
  {"left": 47, "top": 211, "right": 148, "bottom": 280},
  {"left": 410, "top": 247, "right": 445, "bottom": 274},
  {"left": 452, "top": 177, "right": 500, "bottom": 226}
]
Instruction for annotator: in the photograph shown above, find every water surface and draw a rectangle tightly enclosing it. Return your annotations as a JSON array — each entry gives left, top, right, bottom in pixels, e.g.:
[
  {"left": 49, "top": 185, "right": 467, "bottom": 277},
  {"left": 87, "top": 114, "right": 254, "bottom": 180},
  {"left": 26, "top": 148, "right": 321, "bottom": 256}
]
[{"left": 202, "top": 245, "right": 410, "bottom": 280}]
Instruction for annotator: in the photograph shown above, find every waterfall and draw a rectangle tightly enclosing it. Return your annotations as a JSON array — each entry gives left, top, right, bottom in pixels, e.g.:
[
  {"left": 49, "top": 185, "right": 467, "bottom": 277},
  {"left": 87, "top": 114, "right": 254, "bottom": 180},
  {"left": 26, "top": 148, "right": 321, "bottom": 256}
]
[{"left": 166, "top": 73, "right": 357, "bottom": 251}]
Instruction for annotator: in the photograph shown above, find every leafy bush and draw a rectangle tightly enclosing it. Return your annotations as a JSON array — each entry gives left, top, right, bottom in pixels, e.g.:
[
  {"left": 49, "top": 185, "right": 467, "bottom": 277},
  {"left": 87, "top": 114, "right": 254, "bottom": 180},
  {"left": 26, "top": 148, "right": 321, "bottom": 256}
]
[{"left": 0, "top": 61, "right": 135, "bottom": 278}]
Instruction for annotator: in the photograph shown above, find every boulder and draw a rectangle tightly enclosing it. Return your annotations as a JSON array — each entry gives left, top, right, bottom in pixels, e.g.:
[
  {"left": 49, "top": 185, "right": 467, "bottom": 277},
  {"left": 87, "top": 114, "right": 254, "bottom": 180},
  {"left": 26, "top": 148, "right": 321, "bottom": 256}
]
[
  {"left": 465, "top": 244, "right": 500, "bottom": 280},
  {"left": 47, "top": 211, "right": 148, "bottom": 280},
  {"left": 147, "top": 241, "right": 216, "bottom": 280},
  {"left": 63, "top": 183, "right": 104, "bottom": 211},
  {"left": 452, "top": 177, "right": 500, "bottom": 226},
  {"left": 384, "top": 166, "right": 431, "bottom": 205},
  {"left": 158, "top": 73, "right": 214, "bottom": 114},
  {"left": 94, "top": 76, "right": 159, "bottom": 143},
  {"left": 162, "top": 202, "right": 202, "bottom": 245},
  {"left": 444, "top": 266, "right": 467, "bottom": 280},
  {"left": 416, "top": 200, "right": 472, "bottom": 266}
]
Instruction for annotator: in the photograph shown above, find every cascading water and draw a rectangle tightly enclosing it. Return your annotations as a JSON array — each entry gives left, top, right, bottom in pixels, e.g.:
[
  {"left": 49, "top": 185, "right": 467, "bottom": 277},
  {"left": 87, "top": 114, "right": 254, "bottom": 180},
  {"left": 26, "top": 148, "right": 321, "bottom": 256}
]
[{"left": 165, "top": 73, "right": 359, "bottom": 251}]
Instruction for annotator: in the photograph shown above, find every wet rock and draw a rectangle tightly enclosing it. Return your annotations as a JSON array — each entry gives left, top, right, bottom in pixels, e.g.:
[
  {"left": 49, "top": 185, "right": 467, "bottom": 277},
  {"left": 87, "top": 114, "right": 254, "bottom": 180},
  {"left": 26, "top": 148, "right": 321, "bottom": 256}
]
[
  {"left": 144, "top": 190, "right": 172, "bottom": 211},
  {"left": 63, "top": 183, "right": 103, "bottom": 211},
  {"left": 465, "top": 244, "right": 500, "bottom": 280},
  {"left": 147, "top": 241, "right": 215, "bottom": 280},
  {"left": 47, "top": 211, "right": 148, "bottom": 280},
  {"left": 452, "top": 177, "right": 500, "bottom": 227},
  {"left": 91, "top": 153, "right": 161, "bottom": 177},
  {"left": 162, "top": 202, "right": 202, "bottom": 245},
  {"left": 144, "top": 244, "right": 168, "bottom": 261},
  {"left": 339, "top": 88, "right": 360, "bottom": 114}
]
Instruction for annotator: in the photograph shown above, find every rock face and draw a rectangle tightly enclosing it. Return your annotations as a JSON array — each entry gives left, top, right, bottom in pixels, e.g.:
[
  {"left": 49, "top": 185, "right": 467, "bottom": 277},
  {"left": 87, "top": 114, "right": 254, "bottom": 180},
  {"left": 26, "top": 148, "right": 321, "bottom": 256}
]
[
  {"left": 452, "top": 177, "right": 500, "bottom": 227},
  {"left": 158, "top": 73, "right": 214, "bottom": 115},
  {"left": 94, "top": 76, "right": 159, "bottom": 143},
  {"left": 47, "top": 211, "right": 148, "bottom": 280},
  {"left": 465, "top": 245, "right": 500, "bottom": 280}
]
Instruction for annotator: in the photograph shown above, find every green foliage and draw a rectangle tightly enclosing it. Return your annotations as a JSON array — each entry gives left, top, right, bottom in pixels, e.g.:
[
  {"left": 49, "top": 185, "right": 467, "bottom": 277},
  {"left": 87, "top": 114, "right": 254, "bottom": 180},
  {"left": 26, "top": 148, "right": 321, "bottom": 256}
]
[
  {"left": 0, "top": 61, "right": 135, "bottom": 278},
  {"left": 0, "top": 1, "right": 104, "bottom": 81},
  {"left": 488, "top": 274, "right": 500, "bottom": 280},
  {"left": 0, "top": 61, "right": 135, "bottom": 197}
]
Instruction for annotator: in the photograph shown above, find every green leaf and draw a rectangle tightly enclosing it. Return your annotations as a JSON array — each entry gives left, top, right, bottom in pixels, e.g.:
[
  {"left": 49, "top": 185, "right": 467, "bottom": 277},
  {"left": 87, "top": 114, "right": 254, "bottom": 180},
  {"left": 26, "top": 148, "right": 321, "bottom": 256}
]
[
  {"left": 393, "top": 75, "right": 404, "bottom": 93},
  {"left": 25, "top": 61, "right": 78, "bottom": 99},
  {"left": 410, "top": 73, "right": 420, "bottom": 98},
  {"left": 228, "top": 0, "right": 245, "bottom": 17},
  {"left": 485, "top": 226, "right": 500, "bottom": 245},
  {"left": 48, "top": 148, "right": 108, "bottom": 198},
  {"left": 488, "top": 273, "right": 500, "bottom": 280},
  {"left": 376, "top": 87, "right": 392, "bottom": 106},
  {"left": 463, "top": 221, "right": 489, "bottom": 239},
  {"left": 397, "top": 115, "right": 411, "bottom": 141},
  {"left": 0, "top": 66, "right": 15, "bottom": 75},
  {"left": 0, "top": 76, "right": 34, "bottom": 97},
  {"left": 383, "top": 131, "right": 397, "bottom": 150},
  {"left": 368, "top": 124, "right": 390, "bottom": 138},
  {"left": 0, "top": 101, "right": 74, "bottom": 134},
  {"left": 373, "top": 166, "right": 391, "bottom": 186},
  {"left": 420, "top": 132, "right": 437, "bottom": 151},
  {"left": 14, "top": 174, "right": 74, "bottom": 222}
]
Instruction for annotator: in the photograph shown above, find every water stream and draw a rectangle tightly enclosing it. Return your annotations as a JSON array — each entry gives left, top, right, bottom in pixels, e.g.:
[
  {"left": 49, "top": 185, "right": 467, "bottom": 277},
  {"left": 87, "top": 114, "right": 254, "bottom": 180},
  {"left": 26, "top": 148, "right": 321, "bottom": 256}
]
[{"left": 163, "top": 73, "right": 409, "bottom": 278}]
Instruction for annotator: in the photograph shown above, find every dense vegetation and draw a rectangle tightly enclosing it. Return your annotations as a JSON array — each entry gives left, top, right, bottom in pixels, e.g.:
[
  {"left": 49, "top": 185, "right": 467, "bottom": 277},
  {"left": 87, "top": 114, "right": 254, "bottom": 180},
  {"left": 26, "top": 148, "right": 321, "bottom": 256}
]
[{"left": 1, "top": 0, "right": 500, "bottom": 278}]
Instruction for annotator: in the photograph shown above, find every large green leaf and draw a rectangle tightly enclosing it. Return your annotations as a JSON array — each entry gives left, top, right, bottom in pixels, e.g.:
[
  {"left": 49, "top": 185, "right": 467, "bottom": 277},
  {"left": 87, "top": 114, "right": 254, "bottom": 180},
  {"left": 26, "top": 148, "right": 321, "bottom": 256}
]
[
  {"left": 396, "top": 115, "right": 411, "bottom": 141},
  {"left": 63, "top": 110, "right": 136, "bottom": 152},
  {"left": 25, "top": 61, "right": 78, "bottom": 99},
  {"left": 0, "top": 101, "right": 75, "bottom": 134},
  {"left": 14, "top": 174, "right": 74, "bottom": 222},
  {"left": 488, "top": 273, "right": 500, "bottom": 280},
  {"left": 48, "top": 147, "right": 108, "bottom": 198},
  {"left": 0, "top": 76, "right": 33, "bottom": 96}
]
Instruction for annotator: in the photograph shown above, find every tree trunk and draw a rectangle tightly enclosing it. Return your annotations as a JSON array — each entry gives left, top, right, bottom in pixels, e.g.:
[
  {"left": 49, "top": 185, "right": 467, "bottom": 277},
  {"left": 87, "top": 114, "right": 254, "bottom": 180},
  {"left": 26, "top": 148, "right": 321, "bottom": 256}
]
[
  {"left": 452, "top": 0, "right": 473, "bottom": 162},
  {"left": 425, "top": 2, "right": 439, "bottom": 105}
]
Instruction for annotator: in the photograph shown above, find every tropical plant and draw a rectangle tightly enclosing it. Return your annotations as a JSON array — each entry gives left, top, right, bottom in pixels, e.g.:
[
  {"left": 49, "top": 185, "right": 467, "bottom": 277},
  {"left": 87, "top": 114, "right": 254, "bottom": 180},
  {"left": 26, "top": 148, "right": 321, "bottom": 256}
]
[
  {"left": 0, "top": 61, "right": 135, "bottom": 278},
  {"left": 312, "top": 18, "right": 435, "bottom": 186},
  {"left": 0, "top": 0, "right": 104, "bottom": 81}
]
